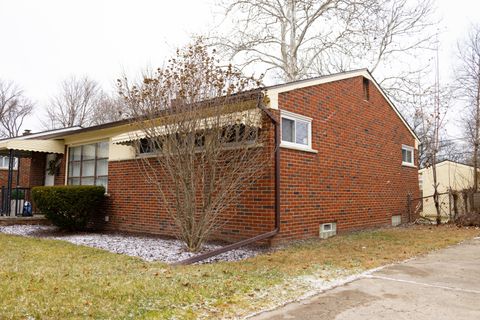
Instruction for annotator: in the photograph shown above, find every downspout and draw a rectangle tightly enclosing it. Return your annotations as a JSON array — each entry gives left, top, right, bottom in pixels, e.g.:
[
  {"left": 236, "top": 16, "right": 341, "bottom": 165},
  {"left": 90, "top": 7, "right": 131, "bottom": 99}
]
[{"left": 175, "top": 93, "right": 281, "bottom": 265}]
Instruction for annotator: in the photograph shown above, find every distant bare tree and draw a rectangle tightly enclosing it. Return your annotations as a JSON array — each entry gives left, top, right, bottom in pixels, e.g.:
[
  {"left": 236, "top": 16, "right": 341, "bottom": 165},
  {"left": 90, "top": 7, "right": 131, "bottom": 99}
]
[
  {"left": 45, "top": 76, "right": 126, "bottom": 129},
  {"left": 212, "top": 0, "right": 435, "bottom": 81},
  {"left": 416, "top": 56, "right": 451, "bottom": 224},
  {"left": 119, "top": 41, "right": 268, "bottom": 251},
  {"left": 0, "top": 80, "right": 34, "bottom": 137},
  {"left": 44, "top": 76, "right": 101, "bottom": 129},
  {"left": 90, "top": 93, "right": 126, "bottom": 126},
  {"left": 456, "top": 25, "right": 480, "bottom": 192}
]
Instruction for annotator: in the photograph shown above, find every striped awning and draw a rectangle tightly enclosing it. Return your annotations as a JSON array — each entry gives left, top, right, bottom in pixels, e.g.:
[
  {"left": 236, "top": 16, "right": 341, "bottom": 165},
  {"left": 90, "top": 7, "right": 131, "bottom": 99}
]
[
  {"left": 112, "top": 109, "right": 263, "bottom": 145},
  {"left": 0, "top": 139, "right": 65, "bottom": 154}
]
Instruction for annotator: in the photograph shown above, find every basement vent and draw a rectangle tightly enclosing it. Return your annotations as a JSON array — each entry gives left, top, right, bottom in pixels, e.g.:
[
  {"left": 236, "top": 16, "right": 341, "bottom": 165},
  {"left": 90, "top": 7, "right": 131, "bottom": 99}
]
[
  {"left": 319, "top": 222, "right": 337, "bottom": 239},
  {"left": 392, "top": 215, "right": 402, "bottom": 226}
]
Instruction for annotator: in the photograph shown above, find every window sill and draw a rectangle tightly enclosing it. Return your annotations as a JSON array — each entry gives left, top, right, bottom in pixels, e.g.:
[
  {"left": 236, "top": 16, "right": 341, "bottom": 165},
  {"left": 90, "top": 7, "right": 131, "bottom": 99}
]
[
  {"left": 402, "top": 162, "right": 417, "bottom": 168},
  {"left": 280, "top": 143, "right": 318, "bottom": 153}
]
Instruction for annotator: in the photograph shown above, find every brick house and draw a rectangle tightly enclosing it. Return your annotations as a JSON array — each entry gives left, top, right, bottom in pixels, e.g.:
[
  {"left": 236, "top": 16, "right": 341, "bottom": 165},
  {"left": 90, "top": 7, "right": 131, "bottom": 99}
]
[{"left": 0, "top": 69, "right": 419, "bottom": 242}]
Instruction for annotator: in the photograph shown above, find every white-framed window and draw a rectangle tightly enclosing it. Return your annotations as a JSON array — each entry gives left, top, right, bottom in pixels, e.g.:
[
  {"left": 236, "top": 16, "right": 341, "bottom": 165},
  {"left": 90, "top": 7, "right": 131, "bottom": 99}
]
[
  {"left": 402, "top": 145, "right": 414, "bottom": 166},
  {"left": 0, "top": 156, "right": 18, "bottom": 170},
  {"left": 67, "top": 141, "right": 109, "bottom": 188},
  {"left": 280, "top": 110, "right": 312, "bottom": 150}
]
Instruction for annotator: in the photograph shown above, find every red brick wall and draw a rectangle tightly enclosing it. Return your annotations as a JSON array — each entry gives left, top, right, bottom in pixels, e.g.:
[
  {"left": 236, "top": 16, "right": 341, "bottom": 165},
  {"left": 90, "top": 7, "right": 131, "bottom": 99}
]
[
  {"left": 275, "top": 76, "right": 419, "bottom": 241},
  {"left": 29, "top": 152, "right": 46, "bottom": 188},
  {"left": 69, "top": 76, "right": 419, "bottom": 243},
  {"left": 0, "top": 158, "right": 31, "bottom": 188},
  {"left": 102, "top": 117, "right": 276, "bottom": 242}
]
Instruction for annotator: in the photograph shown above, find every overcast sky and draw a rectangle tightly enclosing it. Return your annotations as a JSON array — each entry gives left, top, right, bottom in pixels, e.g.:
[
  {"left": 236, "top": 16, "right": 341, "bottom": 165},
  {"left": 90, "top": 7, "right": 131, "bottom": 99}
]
[{"left": 0, "top": 0, "right": 479, "bottom": 133}]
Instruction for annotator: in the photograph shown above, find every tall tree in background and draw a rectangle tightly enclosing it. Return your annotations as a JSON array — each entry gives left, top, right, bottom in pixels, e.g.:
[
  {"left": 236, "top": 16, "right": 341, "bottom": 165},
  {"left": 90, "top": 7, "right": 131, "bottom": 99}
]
[
  {"left": 44, "top": 76, "right": 125, "bottom": 129},
  {"left": 44, "top": 76, "right": 101, "bottom": 128},
  {"left": 90, "top": 93, "right": 126, "bottom": 126},
  {"left": 0, "top": 80, "right": 34, "bottom": 137},
  {"left": 456, "top": 25, "right": 480, "bottom": 192},
  {"left": 213, "top": 0, "right": 434, "bottom": 80},
  {"left": 417, "top": 50, "right": 450, "bottom": 224}
]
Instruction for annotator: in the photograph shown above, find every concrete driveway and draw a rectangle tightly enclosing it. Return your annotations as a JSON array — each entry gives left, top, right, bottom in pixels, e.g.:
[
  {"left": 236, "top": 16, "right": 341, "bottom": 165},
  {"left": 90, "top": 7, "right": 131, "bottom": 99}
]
[{"left": 252, "top": 237, "right": 480, "bottom": 320}]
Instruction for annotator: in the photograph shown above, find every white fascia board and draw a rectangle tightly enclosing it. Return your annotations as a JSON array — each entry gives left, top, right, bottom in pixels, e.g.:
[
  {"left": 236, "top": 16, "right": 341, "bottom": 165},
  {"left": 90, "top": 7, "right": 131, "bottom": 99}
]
[{"left": 264, "top": 69, "right": 420, "bottom": 146}]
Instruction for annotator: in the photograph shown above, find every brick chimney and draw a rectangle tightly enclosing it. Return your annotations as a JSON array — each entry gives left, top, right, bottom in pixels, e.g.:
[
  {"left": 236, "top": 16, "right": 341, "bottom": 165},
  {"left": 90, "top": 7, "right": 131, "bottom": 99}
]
[{"left": 22, "top": 129, "right": 32, "bottom": 136}]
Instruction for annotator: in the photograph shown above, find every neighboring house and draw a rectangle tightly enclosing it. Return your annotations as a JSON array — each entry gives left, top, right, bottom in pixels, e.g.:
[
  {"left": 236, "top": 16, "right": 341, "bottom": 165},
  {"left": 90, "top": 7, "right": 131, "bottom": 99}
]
[
  {"left": 0, "top": 69, "right": 419, "bottom": 242},
  {"left": 419, "top": 160, "right": 477, "bottom": 220}
]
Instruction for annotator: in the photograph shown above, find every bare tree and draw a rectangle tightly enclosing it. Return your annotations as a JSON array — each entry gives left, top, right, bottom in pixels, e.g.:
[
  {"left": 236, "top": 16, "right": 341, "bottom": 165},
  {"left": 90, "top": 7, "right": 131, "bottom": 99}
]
[
  {"left": 118, "top": 41, "right": 269, "bottom": 251},
  {"left": 417, "top": 52, "right": 451, "bottom": 224},
  {"left": 456, "top": 25, "right": 480, "bottom": 192},
  {"left": 90, "top": 92, "right": 127, "bottom": 126},
  {"left": 0, "top": 80, "right": 34, "bottom": 137},
  {"left": 212, "top": 0, "right": 435, "bottom": 81},
  {"left": 44, "top": 76, "right": 101, "bottom": 129}
]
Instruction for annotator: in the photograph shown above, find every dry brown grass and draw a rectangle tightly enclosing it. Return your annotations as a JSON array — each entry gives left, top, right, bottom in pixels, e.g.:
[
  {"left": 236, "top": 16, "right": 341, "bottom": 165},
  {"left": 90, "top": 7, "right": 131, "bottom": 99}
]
[{"left": 0, "top": 225, "right": 477, "bottom": 319}]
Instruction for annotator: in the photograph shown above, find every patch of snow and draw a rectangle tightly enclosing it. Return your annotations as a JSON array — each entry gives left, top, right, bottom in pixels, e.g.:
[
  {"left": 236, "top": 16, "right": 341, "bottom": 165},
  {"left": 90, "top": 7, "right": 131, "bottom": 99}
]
[{"left": 0, "top": 225, "right": 267, "bottom": 264}]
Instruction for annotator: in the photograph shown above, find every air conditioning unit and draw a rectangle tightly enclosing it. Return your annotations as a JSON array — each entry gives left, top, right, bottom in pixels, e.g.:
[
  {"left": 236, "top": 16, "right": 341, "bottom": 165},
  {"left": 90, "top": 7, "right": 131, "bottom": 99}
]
[
  {"left": 319, "top": 222, "right": 337, "bottom": 239},
  {"left": 391, "top": 215, "right": 402, "bottom": 226}
]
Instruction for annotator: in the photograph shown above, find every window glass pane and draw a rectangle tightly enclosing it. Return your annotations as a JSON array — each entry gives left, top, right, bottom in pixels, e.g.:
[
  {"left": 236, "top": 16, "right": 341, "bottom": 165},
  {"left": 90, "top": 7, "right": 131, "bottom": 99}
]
[
  {"left": 96, "top": 159, "right": 108, "bottom": 176},
  {"left": 96, "top": 177, "right": 108, "bottom": 188},
  {"left": 406, "top": 150, "right": 412, "bottom": 163},
  {"left": 82, "top": 144, "right": 96, "bottom": 160},
  {"left": 69, "top": 177, "right": 80, "bottom": 185},
  {"left": 97, "top": 142, "right": 109, "bottom": 158},
  {"left": 70, "top": 146, "right": 82, "bottom": 161},
  {"left": 82, "top": 160, "right": 95, "bottom": 177},
  {"left": 70, "top": 161, "right": 81, "bottom": 177},
  {"left": 81, "top": 177, "right": 95, "bottom": 186},
  {"left": 281, "top": 118, "right": 295, "bottom": 142},
  {"left": 402, "top": 148, "right": 413, "bottom": 164},
  {"left": 295, "top": 121, "right": 309, "bottom": 145}
]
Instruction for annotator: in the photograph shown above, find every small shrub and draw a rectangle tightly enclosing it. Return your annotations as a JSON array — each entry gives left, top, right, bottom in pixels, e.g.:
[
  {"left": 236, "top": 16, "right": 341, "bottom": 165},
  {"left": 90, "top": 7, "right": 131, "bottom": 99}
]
[
  {"left": 11, "top": 189, "right": 25, "bottom": 200},
  {"left": 31, "top": 186, "right": 105, "bottom": 230}
]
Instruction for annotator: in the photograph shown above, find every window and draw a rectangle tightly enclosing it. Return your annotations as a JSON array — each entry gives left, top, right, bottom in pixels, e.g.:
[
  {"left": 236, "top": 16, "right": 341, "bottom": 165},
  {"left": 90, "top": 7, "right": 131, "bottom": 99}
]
[
  {"left": 0, "top": 156, "right": 18, "bottom": 170},
  {"left": 67, "top": 141, "right": 109, "bottom": 188},
  {"left": 402, "top": 145, "right": 414, "bottom": 166},
  {"left": 137, "top": 124, "right": 258, "bottom": 154},
  {"left": 281, "top": 111, "right": 312, "bottom": 149}
]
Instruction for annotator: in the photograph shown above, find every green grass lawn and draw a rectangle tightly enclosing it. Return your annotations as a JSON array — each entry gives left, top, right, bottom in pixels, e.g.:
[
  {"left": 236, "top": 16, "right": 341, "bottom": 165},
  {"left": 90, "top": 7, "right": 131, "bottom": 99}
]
[{"left": 0, "top": 225, "right": 478, "bottom": 319}]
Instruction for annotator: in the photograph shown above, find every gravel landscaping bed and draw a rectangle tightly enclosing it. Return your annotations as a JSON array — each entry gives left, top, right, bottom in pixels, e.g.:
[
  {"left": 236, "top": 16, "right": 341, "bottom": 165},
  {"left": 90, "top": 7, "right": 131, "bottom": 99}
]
[{"left": 0, "top": 225, "right": 267, "bottom": 263}]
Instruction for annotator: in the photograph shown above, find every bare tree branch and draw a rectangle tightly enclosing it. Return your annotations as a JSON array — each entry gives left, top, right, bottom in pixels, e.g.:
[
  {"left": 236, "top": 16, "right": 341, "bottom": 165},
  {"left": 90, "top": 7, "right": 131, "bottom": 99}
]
[
  {"left": 0, "top": 80, "right": 34, "bottom": 137},
  {"left": 118, "top": 40, "right": 270, "bottom": 252}
]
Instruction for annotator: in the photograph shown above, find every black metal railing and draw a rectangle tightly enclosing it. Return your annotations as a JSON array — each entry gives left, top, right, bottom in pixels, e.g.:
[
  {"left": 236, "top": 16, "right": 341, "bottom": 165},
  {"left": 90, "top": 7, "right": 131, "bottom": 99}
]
[{"left": 0, "top": 186, "right": 31, "bottom": 216}]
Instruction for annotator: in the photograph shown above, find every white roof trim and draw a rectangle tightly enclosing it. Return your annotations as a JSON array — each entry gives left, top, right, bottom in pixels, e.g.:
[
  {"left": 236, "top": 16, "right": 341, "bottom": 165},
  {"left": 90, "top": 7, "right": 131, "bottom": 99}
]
[
  {"left": 264, "top": 69, "right": 419, "bottom": 144},
  {"left": 419, "top": 160, "right": 477, "bottom": 173},
  {"left": 0, "top": 126, "right": 82, "bottom": 143}
]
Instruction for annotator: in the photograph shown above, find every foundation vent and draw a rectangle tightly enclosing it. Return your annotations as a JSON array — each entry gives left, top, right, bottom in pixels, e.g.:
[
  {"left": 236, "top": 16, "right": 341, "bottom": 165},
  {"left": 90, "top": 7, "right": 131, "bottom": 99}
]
[
  {"left": 391, "top": 215, "right": 402, "bottom": 226},
  {"left": 319, "top": 222, "right": 337, "bottom": 239}
]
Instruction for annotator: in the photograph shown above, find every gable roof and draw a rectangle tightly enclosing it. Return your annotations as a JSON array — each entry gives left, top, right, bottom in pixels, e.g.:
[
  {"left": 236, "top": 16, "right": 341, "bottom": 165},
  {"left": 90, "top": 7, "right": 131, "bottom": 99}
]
[{"left": 264, "top": 68, "right": 419, "bottom": 144}]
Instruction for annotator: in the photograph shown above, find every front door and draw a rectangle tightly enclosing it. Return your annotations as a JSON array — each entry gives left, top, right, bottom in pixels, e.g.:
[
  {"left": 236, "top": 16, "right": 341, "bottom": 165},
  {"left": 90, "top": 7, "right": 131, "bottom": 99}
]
[{"left": 44, "top": 154, "right": 55, "bottom": 186}]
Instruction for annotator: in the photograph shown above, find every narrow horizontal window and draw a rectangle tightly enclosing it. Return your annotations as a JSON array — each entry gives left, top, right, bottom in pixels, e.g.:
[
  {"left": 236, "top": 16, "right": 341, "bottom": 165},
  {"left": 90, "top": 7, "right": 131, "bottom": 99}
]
[{"left": 0, "top": 156, "right": 18, "bottom": 170}]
